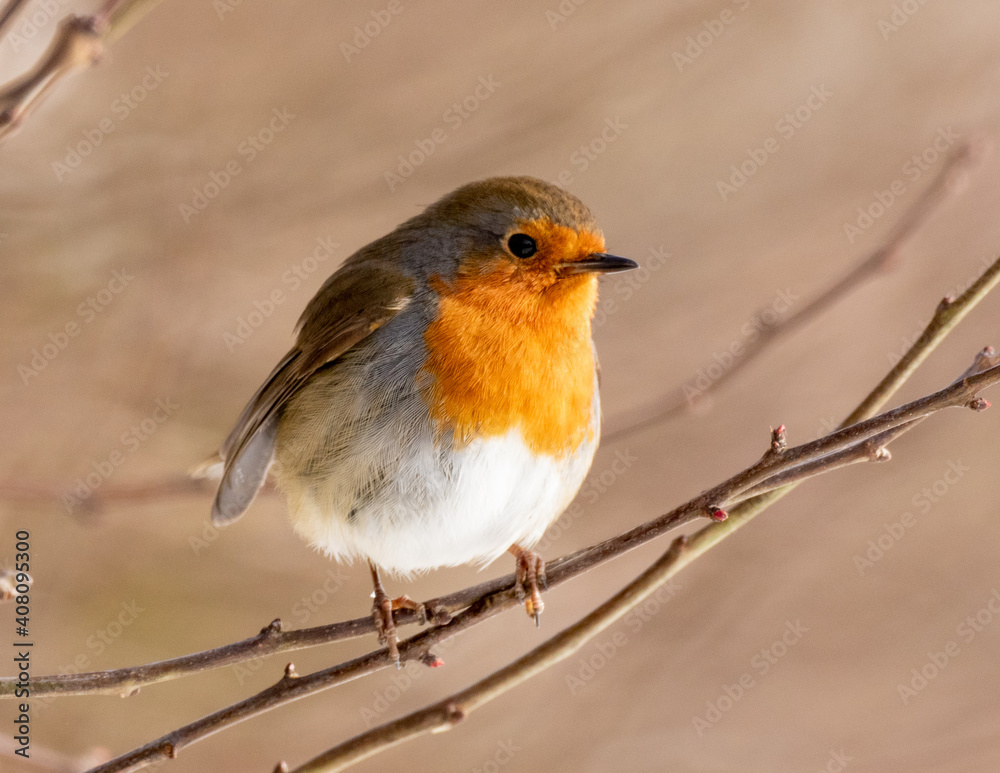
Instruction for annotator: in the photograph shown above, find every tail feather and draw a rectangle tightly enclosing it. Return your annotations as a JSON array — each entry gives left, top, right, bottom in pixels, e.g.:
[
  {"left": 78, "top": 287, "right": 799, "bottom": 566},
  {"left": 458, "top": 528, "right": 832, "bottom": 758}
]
[{"left": 211, "top": 413, "right": 279, "bottom": 525}]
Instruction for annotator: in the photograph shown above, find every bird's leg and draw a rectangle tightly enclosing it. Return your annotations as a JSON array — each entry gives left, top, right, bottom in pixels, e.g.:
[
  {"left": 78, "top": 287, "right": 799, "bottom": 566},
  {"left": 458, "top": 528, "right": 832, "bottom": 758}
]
[
  {"left": 369, "top": 563, "right": 433, "bottom": 665},
  {"left": 509, "top": 544, "right": 547, "bottom": 626},
  {"left": 369, "top": 561, "right": 400, "bottom": 664}
]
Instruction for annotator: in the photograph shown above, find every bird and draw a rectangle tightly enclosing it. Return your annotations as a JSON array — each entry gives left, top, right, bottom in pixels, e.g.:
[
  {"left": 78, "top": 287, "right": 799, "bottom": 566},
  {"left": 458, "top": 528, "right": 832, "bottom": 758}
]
[{"left": 208, "top": 176, "right": 637, "bottom": 660}]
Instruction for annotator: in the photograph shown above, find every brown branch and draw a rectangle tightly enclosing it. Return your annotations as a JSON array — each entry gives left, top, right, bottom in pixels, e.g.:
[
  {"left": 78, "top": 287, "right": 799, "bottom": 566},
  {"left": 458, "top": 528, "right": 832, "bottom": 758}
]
[
  {"left": 7, "top": 249, "right": 999, "bottom": 701},
  {"left": 288, "top": 535, "right": 695, "bottom": 773},
  {"left": 67, "top": 352, "right": 1000, "bottom": 772},
  {"left": 845, "top": 269, "right": 1000, "bottom": 425},
  {"left": 733, "top": 420, "right": 916, "bottom": 499},
  {"left": 0, "top": 248, "right": 977, "bottom": 769},
  {"left": 6, "top": 346, "right": 997, "bottom": 702},
  {"left": 281, "top": 265, "right": 1000, "bottom": 773},
  {"left": 0, "top": 0, "right": 29, "bottom": 38},
  {"left": 603, "top": 141, "right": 981, "bottom": 443},
  {"left": 283, "top": 349, "right": 1000, "bottom": 771},
  {"left": 5, "top": 270, "right": 1000, "bottom": 702},
  {"left": 0, "top": 0, "right": 164, "bottom": 143}
]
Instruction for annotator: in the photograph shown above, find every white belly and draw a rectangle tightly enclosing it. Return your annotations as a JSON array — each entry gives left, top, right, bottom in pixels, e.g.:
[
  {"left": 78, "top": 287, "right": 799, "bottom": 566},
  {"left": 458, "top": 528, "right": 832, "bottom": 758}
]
[{"left": 278, "top": 426, "right": 597, "bottom": 575}]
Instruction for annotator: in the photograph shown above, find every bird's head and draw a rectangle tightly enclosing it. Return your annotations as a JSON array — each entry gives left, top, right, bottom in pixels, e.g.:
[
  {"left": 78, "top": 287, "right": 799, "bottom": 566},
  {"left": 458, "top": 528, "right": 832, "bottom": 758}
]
[{"left": 417, "top": 176, "right": 637, "bottom": 301}]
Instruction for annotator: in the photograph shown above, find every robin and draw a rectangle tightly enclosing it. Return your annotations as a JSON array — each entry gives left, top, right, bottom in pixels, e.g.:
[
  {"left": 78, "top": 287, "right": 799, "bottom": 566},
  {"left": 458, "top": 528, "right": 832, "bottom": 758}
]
[{"left": 208, "top": 176, "right": 637, "bottom": 660}]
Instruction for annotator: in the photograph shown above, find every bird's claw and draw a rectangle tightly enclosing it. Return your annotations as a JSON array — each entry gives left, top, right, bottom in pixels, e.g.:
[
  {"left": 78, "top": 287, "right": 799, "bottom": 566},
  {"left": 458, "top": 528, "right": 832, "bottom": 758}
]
[{"left": 511, "top": 546, "right": 546, "bottom": 623}]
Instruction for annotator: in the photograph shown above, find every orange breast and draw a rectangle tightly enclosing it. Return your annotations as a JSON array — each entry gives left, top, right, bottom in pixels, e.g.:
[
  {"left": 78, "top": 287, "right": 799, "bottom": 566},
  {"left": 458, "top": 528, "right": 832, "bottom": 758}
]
[{"left": 422, "top": 255, "right": 600, "bottom": 457}]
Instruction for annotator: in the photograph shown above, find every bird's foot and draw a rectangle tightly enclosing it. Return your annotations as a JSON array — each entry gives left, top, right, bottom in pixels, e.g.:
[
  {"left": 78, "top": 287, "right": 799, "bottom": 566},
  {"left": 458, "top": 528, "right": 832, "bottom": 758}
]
[
  {"left": 370, "top": 562, "right": 421, "bottom": 665},
  {"left": 389, "top": 594, "right": 428, "bottom": 624},
  {"left": 509, "top": 545, "right": 547, "bottom": 626},
  {"left": 370, "top": 581, "right": 400, "bottom": 664}
]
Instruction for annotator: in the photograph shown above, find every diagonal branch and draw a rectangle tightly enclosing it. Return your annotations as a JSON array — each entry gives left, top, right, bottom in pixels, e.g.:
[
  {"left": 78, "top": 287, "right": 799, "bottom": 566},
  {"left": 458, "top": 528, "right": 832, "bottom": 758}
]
[
  {"left": 7, "top": 342, "right": 999, "bottom": 703},
  {"left": 4, "top": 252, "right": 999, "bottom": 705},
  {"left": 281, "top": 280, "right": 1000, "bottom": 773},
  {"left": 288, "top": 536, "right": 695, "bottom": 773},
  {"left": 0, "top": 0, "right": 29, "bottom": 38},
  {"left": 80, "top": 355, "right": 1000, "bottom": 770}
]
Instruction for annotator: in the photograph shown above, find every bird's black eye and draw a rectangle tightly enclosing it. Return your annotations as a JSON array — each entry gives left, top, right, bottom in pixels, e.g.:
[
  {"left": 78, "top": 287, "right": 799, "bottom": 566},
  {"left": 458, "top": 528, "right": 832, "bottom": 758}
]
[{"left": 507, "top": 233, "right": 537, "bottom": 259}]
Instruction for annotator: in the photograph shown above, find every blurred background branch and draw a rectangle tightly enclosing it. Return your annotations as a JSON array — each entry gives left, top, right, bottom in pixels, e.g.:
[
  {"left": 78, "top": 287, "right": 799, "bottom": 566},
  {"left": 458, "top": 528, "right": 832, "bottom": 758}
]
[
  {"left": 0, "top": 0, "right": 163, "bottom": 141},
  {"left": 3, "top": 252, "right": 997, "bottom": 771},
  {"left": 0, "top": 0, "right": 31, "bottom": 38},
  {"left": 604, "top": 142, "right": 984, "bottom": 441}
]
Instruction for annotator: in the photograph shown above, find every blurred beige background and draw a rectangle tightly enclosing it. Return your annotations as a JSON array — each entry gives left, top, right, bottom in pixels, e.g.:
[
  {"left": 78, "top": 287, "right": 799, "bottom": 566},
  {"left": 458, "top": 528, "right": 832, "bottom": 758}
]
[{"left": 3, "top": 0, "right": 1000, "bottom": 771}]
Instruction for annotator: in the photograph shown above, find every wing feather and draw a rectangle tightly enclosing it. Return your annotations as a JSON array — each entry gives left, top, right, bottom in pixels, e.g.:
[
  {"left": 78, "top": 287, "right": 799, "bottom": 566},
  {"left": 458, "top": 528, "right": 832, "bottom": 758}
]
[{"left": 211, "top": 261, "right": 415, "bottom": 525}]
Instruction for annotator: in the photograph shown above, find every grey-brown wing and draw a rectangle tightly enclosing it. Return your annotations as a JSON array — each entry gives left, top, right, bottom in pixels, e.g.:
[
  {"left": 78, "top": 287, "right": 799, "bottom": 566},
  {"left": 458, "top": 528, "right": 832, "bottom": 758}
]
[{"left": 212, "top": 262, "right": 415, "bottom": 525}]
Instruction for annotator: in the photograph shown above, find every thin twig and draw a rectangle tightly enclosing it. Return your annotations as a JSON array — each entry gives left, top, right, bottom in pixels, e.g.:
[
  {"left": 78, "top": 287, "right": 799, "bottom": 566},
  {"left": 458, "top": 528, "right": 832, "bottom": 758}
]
[
  {"left": 676, "top": 255, "right": 1000, "bottom": 596},
  {"left": 0, "top": 0, "right": 164, "bottom": 142},
  {"left": 284, "top": 275, "right": 1000, "bottom": 773},
  {"left": 733, "top": 420, "right": 916, "bottom": 499},
  {"left": 845, "top": 264, "right": 1000, "bottom": 424},
  {"left": 288, "top": 536, "right": 695, "bottom": 773},
  {"left": 0, "top": 249, "right": 984, "bottom": 769},
  {"left": 5, "top": 343, "right": 997, "bottom": 702},
  {"left": 74, "top": 349, "right": 1000, "bottom": 772},
  {"left": 0, "top": 0, "right": 29, "bottom": 39},
  {"left": 284, "top": 356, "right": 999, "bottom": 771},
  {"left": 603, "top": 142, "right": 980, "bottom": 442},
  {"left": 0, "top": 475, "right": 214, "bottom": 515},
  {"left": 5, "top": 274, "right": 1000, "bottom": 703}
]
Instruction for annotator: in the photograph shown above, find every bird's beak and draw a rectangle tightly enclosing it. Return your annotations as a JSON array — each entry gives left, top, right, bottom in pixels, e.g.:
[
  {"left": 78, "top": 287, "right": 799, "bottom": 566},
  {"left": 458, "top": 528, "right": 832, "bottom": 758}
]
[{"left": 559, "top": 253, "right": 639, "bottom": 275}]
